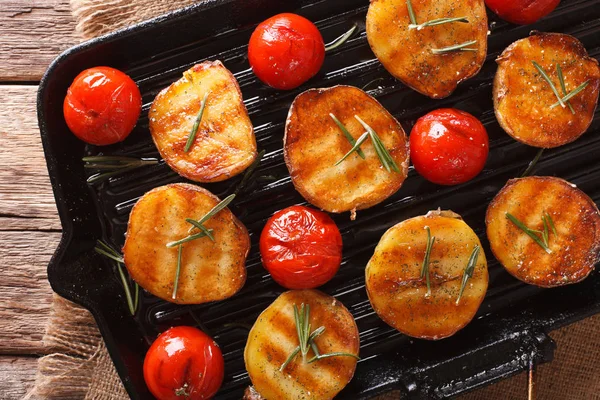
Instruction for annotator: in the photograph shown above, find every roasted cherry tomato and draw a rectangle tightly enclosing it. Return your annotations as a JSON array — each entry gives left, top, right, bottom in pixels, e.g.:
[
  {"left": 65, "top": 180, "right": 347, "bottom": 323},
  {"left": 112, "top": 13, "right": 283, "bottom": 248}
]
[
  {"left": 143, "top": 326, "right": 224, "bottom": 400},
  {"left": 410, "top": 108, "right": 489, "bottom": 186},
  {"left": 63, "top": 66, "right": 142, "bottom": 146},
  {"left": 248, "top": 13, "right": 325, "bottom": 90},
  {"left": 485, "top": 0, "right": 560, "bottom": 25},
  {"left": 260, "top": 205, "right": 343, "bottom": 289}
]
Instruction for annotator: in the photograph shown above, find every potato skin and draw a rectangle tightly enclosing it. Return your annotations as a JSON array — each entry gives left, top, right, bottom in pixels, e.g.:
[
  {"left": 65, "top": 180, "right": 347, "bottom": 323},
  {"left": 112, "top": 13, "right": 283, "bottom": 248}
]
[
  {"left": 366, "top": 211, "right": 488, "bottom": 340},
  {"left": 284, "top": 85, "right": 409, "bottom": 216},
  {"left": 122, "top": 183, "right": 249, "bottom": 304},
  {"left": 149, "top": 60, "right": 257, "bottom": 182},
  {"left": 494, "top": 32, "right": 600, "bottom": 148},
  {"left": 366, "top": 0, "right": 488, "bottom": 99},
  {"left": 244, "top": 290, "right": 359, "bottom": 400},
  {"left": 486, "top": 176, "right": 600, "bottom": 287}
]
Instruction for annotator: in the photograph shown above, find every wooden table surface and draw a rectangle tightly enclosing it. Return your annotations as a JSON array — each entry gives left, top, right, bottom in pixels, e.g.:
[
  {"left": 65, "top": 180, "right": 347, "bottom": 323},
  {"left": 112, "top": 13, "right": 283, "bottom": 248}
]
[{"left": 1, "top": 1, "right": 599, "bottom": 399}]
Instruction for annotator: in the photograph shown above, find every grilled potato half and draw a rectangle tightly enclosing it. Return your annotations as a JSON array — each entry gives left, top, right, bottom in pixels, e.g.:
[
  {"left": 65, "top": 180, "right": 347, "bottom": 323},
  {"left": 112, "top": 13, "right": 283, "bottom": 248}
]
[
  {"left": 122, "top": 183, "right": 249, "bottom": 304},
  {"left": 494, "top": 33, "right": 600, "bottom": 148},
  {"left": 284, "top": 85, "right": 409, "bottom": 217},
  {"left": 486, "top": 176, "right": 600, "bottom": 287},
  {"left": 366, "top": 210, "right": 488, "bottom": 340},
  {"left": 149, "top": 61, "right": 257, "bottom": 182},
  {"left": 366, "top": 0, "right": 487, "bottom": 99},
  {"left": 244, "top": 290, "right": 360, "bottom": 400}
]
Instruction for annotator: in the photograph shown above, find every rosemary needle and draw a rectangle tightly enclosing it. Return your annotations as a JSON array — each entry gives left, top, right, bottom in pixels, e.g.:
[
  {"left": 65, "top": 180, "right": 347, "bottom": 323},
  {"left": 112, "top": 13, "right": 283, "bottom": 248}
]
[
  {"left": 330, "top": 113, "right": 366, "bottom": 159},
  {"left": 94, "top": 240, "right": 137, "bottom": 315},
  {"left": 550, "top": 81, "right": 589, "bottom": 109},
  {"left": 355, "top": 115, "right": 401, "bottom": 173},
  {"left": 506, "top": 213, "right": 552, "bottom": 254},
  {"left": 532, "top": 61, "right": 565, "bottom": 108},
  {"left": 172, "top": 245, "right": 183, "bottom": 300},
  {"left": 431, "top": 40, "right": 478, "bottom": 55},
  {"left": 556, "top": 64, "right": 575, "bottom": 114},
  {"left": 184, "top": 91, "right": 210, "bottom": 153},
  {"left": 420, "top": 226, "right": 435, "bottom": 298},
  {"left": 335, "top": 132, "right": 369, "bottom": 166},
  {"left": 406, "top": 0, "right": 418, "bottom": 25},
  {"left": 409, "top": 17, "right": 469, "bottom": 30},
  {"left": 456, "top": 245, "right": 480, "bottom": 305},
  {"left": 325, "top": 24, "right": 358, "bottom": 52}
]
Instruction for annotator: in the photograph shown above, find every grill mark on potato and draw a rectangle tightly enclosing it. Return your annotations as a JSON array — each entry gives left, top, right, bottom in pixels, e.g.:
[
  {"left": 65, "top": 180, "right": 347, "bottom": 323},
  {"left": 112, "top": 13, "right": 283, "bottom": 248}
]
[
  {"left": 245, "top": 290, "right": 359, "bottom": 400},
  {"left": 494, "top": 33, "right": 600, "bottom": 148},
  {"left": 366, "top": 0, "right": 487, "bottom": 99},
  {"left": 284, "top": 86, "right": 409, "bottom": 215},
  {"left": 123, "top": 183, "right": 249, "bottom": 304},
  {"left": 486, "top": 176, "right": 600, "bottom": 287},
  {"left": 366, "top": 213, "right": 488, "bottom": 339},
  {"left": 150, "top": 60, "right": 257, "bottom": 183}
]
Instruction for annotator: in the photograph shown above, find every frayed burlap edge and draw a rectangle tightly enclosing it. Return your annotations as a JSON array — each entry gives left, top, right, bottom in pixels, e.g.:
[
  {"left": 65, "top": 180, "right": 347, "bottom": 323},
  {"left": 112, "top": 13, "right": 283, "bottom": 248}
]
[
  {"left": 25, "top": 295, "right": 128, "bottom": 400},
  {"left": 70, "top": 0, "right": 201, "bottom": 39}
]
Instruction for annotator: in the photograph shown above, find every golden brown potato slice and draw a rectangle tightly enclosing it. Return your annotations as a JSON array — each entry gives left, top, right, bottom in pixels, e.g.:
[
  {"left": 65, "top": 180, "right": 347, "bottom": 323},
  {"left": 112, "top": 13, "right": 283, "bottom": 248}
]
[
  {"left": 494, "top": 33, "right": 600, "bottom": 148},
  {"left": 149, "top": 61, "right": 257, "bottom": 182},
  {"left": 486, "top": 176, "right": 600, "bottom": 287},
  {"left": 366, "top": 0, "right": 488, "bottom": 99},
  {"left": 284, "top": 85, "right": 409, "bottom": 217},
  {"left": 244, "top": 290, "right": 359, "bottom": 400},
  {"left": 366, "top": 210, "right": 488, "bottom": 340},
  {"left": 122, "top": 183, "right": 249, "bottom": 304}
]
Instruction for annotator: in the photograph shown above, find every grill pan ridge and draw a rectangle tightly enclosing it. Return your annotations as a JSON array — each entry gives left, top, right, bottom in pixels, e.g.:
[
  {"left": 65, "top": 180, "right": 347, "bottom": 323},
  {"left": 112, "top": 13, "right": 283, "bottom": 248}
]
[{"left": 37, "top": 0, "right": 600, "bottom": 398}]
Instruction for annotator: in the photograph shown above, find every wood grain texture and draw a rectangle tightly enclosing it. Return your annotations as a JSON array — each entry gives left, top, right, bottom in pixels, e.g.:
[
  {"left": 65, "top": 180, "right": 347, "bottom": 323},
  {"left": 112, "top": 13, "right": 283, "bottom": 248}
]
[
  {"left": 0, "top": 0, "right": 79, "bottom": 81},
  {"left": 0, "top": 356, "right": 37, "bottom": 398}
]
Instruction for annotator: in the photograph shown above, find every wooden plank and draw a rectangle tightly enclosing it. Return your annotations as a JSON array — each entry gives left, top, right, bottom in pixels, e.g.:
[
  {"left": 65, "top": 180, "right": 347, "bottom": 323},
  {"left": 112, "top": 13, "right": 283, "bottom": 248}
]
[
  {"left": 0, "top": 231, "right": 60, "bottom": 354},
  {"left": 0, "top": 0, "right": 79, "bottom": 81},
  {"left": 0, "top": 85, "right": 60, "bottom": 226},
  {"left": 0, "top": 356, "right": 38, "bottom": 399}
]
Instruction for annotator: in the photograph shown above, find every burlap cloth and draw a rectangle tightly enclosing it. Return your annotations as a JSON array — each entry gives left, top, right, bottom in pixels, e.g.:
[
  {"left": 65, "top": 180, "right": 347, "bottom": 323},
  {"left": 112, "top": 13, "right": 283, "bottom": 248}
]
[{"left": 26, "top": 1, "right": 600, "bottom": 399}]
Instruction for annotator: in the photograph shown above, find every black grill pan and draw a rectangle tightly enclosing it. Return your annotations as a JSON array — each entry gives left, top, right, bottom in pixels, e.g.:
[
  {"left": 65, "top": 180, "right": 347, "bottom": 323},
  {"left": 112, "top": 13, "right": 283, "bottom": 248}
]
[{"left": 37, "top": 0, "right": 600, "bottom": 398}]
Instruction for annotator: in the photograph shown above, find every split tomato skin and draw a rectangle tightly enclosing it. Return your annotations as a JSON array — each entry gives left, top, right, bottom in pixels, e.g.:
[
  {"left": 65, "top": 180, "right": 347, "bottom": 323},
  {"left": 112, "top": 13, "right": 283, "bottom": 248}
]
[
  {"left": 248, "top": 13, "right": 325, "bottom": 90},
  {"left": 260, "top": 205, "right": 343, "bottom": 289},
  {"left": 485, "top": 0, "right": 560, "bottom": 25},
  {"left": 63, "top": 66, "right": 142, "bottom": 146},
  {"left": 143, "top": 326, "right": 224, "bottom": 400},
  {"left": 410, "top": 108, "right": 489, "bottom": 186}
]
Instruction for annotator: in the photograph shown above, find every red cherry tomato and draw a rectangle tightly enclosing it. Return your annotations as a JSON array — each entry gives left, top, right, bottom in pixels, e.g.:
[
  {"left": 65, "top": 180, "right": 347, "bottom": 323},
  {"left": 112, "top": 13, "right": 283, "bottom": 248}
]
[
  {"left": 63, "top": 66, "right": 142, "bottom": 146},
  {"left": 485, "top": 0, "right": 560, "bottom": 25},
  {"left": 260, "top": 205, "right": 343, "bottom": 289},
  {"left": 410, "top": 109, "right": 489, "bottom": 186},
  {"left": 143, "top": 326, "right": 224, "bottom": 400},
  {"left": 248, "top": 13, "right": 325, "bottom": 90}
]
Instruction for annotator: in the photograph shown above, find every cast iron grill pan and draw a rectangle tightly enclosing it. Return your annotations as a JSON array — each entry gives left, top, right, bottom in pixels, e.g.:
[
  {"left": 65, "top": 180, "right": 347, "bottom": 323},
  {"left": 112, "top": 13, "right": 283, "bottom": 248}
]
[{"left": 37, "top": 0, "right": 600, "bottom": 398}]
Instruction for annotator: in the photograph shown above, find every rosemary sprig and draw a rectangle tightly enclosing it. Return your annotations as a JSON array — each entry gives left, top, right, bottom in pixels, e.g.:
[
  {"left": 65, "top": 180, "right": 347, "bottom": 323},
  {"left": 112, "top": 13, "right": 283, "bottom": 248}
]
[
  {"left": 83, "top": 156, "right": 159, "bottom": 184},
  {"left": 330, "top": 113, "right": 366, "bottom": 159},
  {"left": 409, "top": 17, "right": 469, "bottom": 30},
  {"left": 325, "top": 24, "right": 358, "bottom": 52},
  {"left": 335, "top": 132, "right": 369, "bottom": 166},
  {"left": 431, "top": 40, "right": 478, "bottom": 54},
  {"left": 532, "top": 61, "right": 565, "bottom": 108},
  {"left": 556, "top": 64, "right": 575, "bottom": 114},
  {"left": 187, "top": 194, "right": 236, "bottom": 234},
  {"left": 167, "top": 229, "right": 214, "bottom": 248},
  {"left": 172, "top": 245, "right": 183, "bottom": 300},
  {"left": 456, "top": 245, "right": 480, "bottom": 305},
  {"left": 406, "top": 0, "right": 418, "bottom": 25},
  {"left": 94, "top": 240, "right": 139, "bottom": 315},
  {"left": 521, "top": 149, "right": 544, "bottom": 177},
  {"left": 279, "top": 303, "right": 359, "bottom": 372},
  {"left": 506, "top": 213, "right": 553, "bottom": 254},
  {"left": 420, "top": 226, "right": 435, "bottom": 298},
  {"left": 550, "top": 81, "right": 589, "bottom": 109},
  {"left": 355, "top": 115, "right": 401, "bottom": 173},
  {"left": 184, "top": 91, "right": 210, "bottom": 153}
]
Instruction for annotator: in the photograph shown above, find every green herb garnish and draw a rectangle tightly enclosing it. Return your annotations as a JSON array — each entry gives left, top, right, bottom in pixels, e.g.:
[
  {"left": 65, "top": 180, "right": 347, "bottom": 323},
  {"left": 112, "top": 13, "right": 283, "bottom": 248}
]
[
  {"left": 409, "top": 17, "right": 469, "bottom": 30},
  {"left": 330, "top": 113, "right": 366, "bottom": 159},
  {"left": 94, "top": 240, "right": 139, "bottom": 315},
  {"left": 355, "top": 115, "right": 401, "bottom": 173},
  {"left": 184, "top": 91, "right": 210, "bottom": 153},
  {"left": 83, "top": 156, "right": 159, "bottom": 184},
  {"left": 325, "top": 24, "right": 358, "bottom": 52},
  {"left": 335, "top": 132, "right": 369, "bottom": 166},
  {"left": 456, "top": 245, "right": 480, "bottom": 305},
  {"left": 506, "top": 212, "right": 557, "bottom": 254},
  {"left": 172, "top": 245, "right": 184, "bottom": 300},
  {"left": 431, "top": 40, "right": 478, "bottom": 54},
  {"left": 556, "top": 64, "right": 575, "bottom": 114},
  {"left": 521, "top": 148, "right": 544, "bottom": 178},
  {"left": 279, "top": 303, "right": 359, "bottom": 372},
  {"left": 551, "top": 81, "right": 589, "bottom": 109},
  {"left": 406, "top": 0, "right": 418, "bottom": 25},
  {"left": 420, "top": 226, "right": 435, "bottom": 298},
  {"left": 532, "top": 61, "right": 565, "bottom": 108}
]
